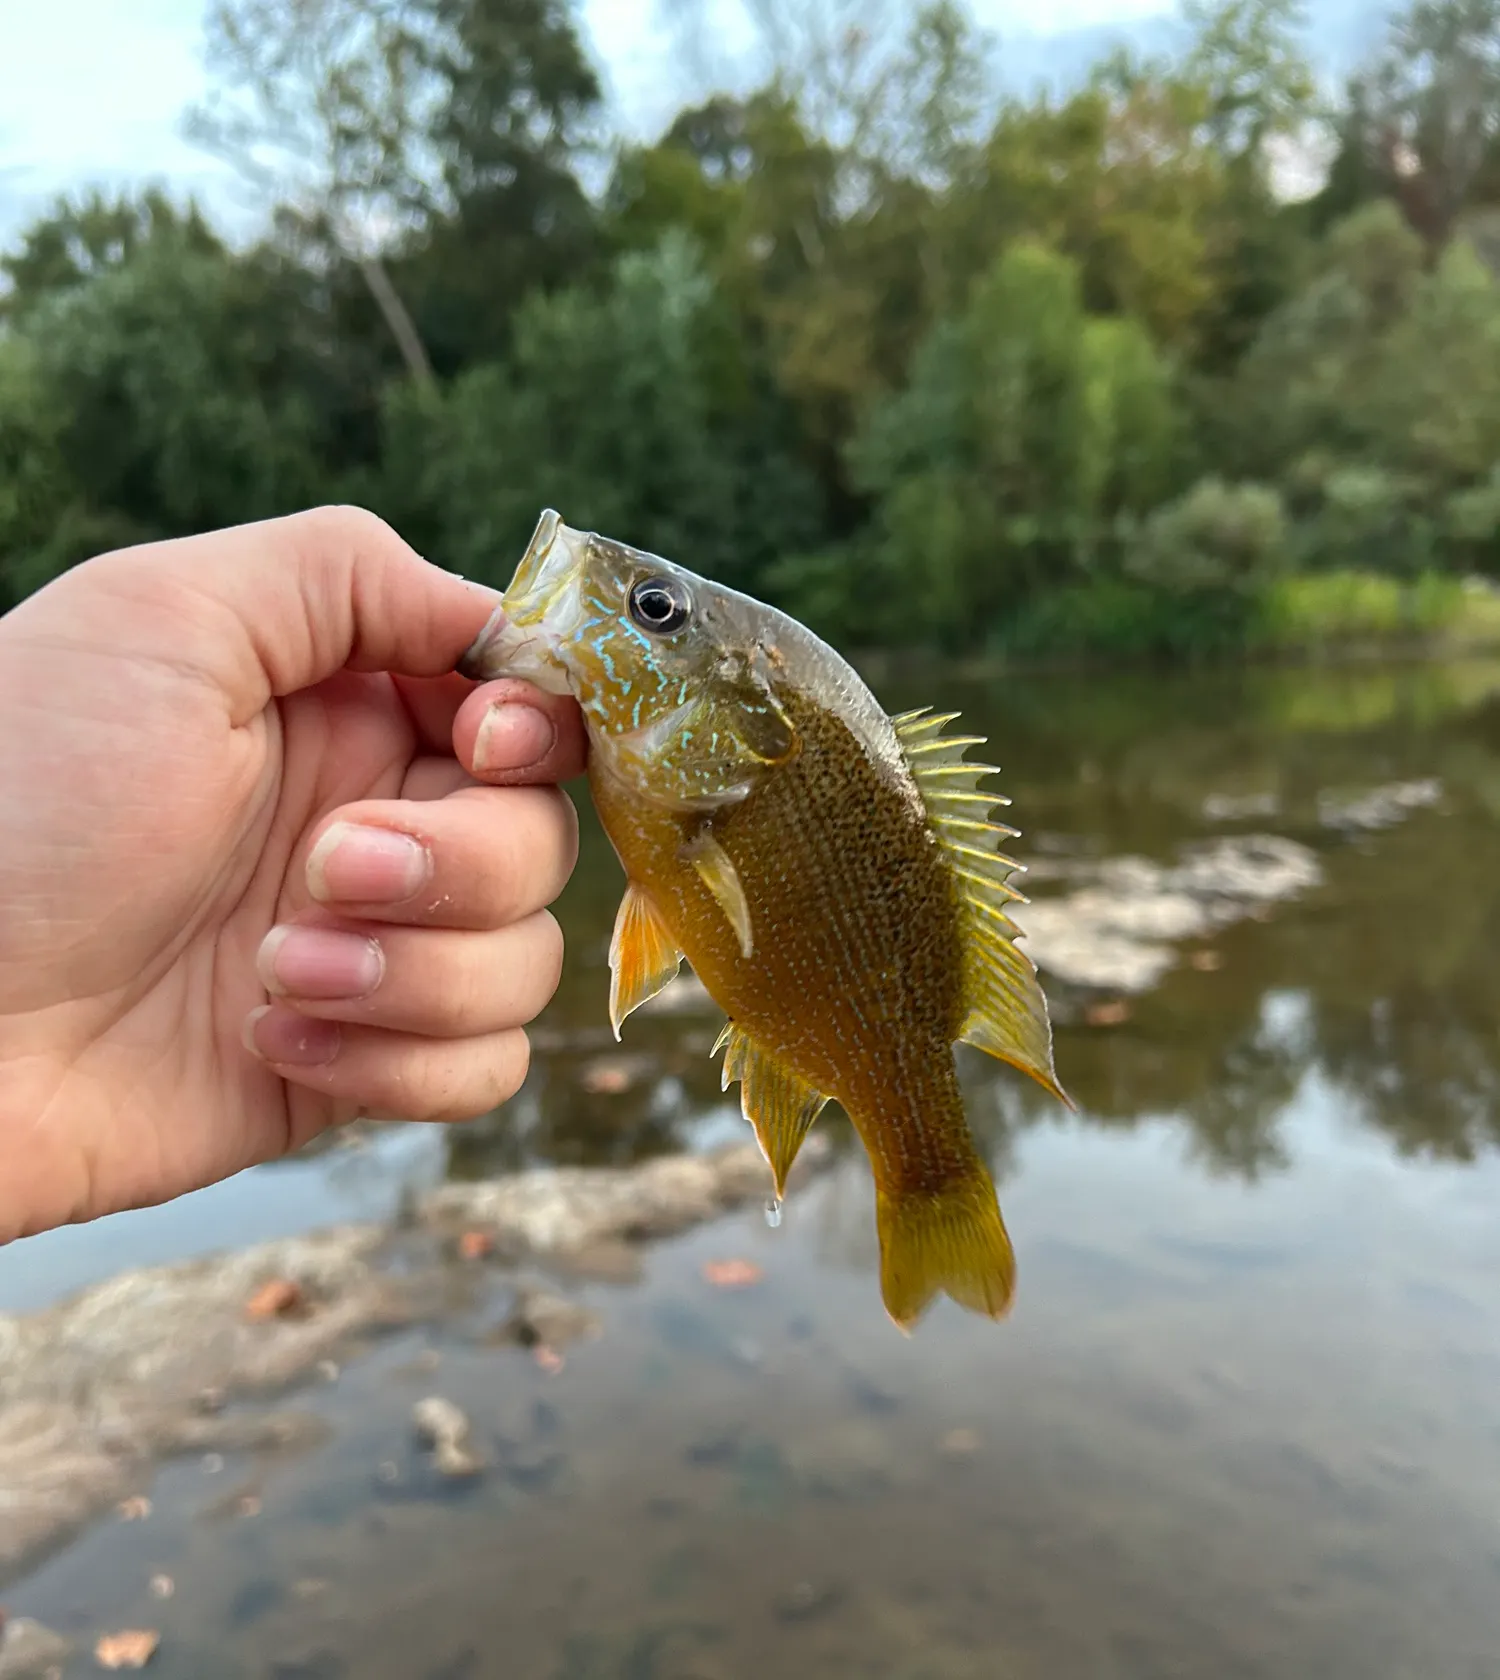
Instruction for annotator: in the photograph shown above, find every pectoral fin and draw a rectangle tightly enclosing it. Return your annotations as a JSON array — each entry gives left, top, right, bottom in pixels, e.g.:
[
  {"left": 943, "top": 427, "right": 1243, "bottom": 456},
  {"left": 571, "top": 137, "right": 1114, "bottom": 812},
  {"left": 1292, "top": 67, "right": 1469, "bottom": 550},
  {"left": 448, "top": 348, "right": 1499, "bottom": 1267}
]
[
  {"left": 715, "top": 1023, "right": 828, "bottom": 1195},
  {"left": 608, "top": 883, "right": 683, "bottom": 1039},
  {"left": 683, "top": 831, "right": 753, "bottom": 959}
]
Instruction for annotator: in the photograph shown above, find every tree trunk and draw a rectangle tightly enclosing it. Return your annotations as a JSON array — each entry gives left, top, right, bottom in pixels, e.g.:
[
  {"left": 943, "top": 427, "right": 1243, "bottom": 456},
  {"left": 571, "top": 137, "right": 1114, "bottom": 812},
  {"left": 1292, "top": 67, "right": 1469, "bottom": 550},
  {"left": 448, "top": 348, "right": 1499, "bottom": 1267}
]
[{"left": 358, "top": 256, "right": 435, "bottom": 389}]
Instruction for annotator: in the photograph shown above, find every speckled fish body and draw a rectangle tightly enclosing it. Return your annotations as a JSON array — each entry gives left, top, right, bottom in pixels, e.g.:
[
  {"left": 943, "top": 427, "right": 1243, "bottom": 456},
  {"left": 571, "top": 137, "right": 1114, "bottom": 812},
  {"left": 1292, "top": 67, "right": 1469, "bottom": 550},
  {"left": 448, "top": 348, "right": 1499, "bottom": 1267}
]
[{"left": 460, "top": 511, "right": 1070, "bottom": 1330}]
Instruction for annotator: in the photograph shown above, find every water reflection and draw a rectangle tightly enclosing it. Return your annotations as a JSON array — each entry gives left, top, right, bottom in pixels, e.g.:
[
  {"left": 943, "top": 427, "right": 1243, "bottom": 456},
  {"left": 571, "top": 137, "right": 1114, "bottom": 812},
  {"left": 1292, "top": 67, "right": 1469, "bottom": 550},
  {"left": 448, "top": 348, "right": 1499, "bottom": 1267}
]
[{"left": 483, "top": 655, "right": 1500, "bottom": 1200}]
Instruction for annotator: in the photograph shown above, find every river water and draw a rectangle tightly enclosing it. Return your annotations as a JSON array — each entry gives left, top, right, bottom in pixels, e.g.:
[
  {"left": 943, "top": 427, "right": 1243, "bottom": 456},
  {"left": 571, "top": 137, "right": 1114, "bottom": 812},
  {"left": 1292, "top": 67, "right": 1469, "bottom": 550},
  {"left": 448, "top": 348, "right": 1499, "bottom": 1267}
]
[{"left": 5, "top": 656, "right": 1500, "bottom": 1679}]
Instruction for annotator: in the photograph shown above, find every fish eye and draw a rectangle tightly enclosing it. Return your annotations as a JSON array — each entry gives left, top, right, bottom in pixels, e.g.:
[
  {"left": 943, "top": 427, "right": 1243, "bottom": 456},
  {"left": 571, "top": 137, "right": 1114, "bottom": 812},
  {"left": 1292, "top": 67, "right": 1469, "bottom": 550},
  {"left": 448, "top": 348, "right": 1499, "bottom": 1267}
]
[{"left": 627, "top": 575, "right": 692, "bottom": 636}]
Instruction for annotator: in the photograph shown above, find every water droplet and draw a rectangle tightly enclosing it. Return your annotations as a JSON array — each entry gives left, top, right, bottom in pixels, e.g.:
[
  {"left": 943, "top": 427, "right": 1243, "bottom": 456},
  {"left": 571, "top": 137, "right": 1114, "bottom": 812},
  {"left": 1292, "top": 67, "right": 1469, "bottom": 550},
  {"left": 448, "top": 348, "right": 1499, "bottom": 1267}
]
[{"left": 764, "top": 1196, "right": 783, "bottom": 1229}]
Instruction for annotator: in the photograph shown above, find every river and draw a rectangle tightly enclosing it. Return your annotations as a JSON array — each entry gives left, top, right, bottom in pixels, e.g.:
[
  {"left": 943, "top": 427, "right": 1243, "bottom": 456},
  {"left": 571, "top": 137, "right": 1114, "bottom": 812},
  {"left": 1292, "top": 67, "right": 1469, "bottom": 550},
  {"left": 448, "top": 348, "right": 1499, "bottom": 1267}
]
[{"left": 3, "top": 655, "right": 1499, "bottom": 1679}]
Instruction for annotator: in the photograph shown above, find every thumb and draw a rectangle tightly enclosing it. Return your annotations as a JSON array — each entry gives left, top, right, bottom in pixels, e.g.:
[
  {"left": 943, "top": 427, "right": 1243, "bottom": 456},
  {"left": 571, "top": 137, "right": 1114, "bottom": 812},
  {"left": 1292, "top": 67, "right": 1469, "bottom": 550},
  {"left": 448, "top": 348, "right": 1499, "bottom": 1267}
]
[{"left": 31, "top": 506, "right": 502, "bottom": 714}]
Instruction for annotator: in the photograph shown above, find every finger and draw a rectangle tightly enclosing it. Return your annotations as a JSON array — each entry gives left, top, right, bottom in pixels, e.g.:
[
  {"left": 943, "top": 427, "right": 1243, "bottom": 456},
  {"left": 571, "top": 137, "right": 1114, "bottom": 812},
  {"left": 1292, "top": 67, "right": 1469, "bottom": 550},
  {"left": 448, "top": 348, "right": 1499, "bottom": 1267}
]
[
  {"left": 43, "top": 506, "right": 503, "bottom": 722},
  {"left": 393, "top": 674, "right": 587, "bottom": 783},
  {"left": 243, "top": 1008, "right": 531, "bottom": 1124},
  {"left": 255, "top": 911, "right": 563, "bottom": 1038},
  {"left": 300, "top": 784, "right": 578, "bottom": 929},
  {"left": 452, "top": 680, "right": 589, "bottom": 785}
]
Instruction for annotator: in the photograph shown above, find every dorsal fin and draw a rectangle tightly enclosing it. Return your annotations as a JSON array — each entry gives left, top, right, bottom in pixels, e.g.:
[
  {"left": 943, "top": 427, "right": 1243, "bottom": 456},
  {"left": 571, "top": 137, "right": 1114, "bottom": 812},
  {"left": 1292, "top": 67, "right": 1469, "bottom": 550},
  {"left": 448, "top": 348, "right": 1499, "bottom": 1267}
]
[{"left": 893, "top": 707, "right": 1072, "bottom": 1109}]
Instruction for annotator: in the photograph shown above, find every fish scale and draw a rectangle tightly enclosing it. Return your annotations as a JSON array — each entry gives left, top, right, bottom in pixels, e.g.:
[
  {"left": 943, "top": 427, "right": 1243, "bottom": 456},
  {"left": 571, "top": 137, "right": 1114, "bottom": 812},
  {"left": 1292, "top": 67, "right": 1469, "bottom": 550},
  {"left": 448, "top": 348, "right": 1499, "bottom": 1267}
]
[{"left": 459, "top": 510, "right": 1071, "bottom": 1332}]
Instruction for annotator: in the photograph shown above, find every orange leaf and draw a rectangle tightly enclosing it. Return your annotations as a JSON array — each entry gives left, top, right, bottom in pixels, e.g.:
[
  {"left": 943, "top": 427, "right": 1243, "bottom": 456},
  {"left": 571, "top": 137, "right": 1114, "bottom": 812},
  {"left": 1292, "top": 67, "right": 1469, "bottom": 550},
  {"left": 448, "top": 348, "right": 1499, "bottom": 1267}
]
[
  {"left": 1084, "top": 999, "right": 1131, "bottom": 1028},
  {"left": 458, "top": 1230, "right": 493, "bottom": 1261},
  {"left": 534, "top": 1346, "right": 565, "bottom": 1374},
  {"left": 244, "top": 1279, "right": 304, "bottom": 1321},
  {"left": 95, "top": 1629, "right": 160, "bottom": 1669},
  {"left": 702, "top": 1259, "right": 764, "bottom": 1289}
]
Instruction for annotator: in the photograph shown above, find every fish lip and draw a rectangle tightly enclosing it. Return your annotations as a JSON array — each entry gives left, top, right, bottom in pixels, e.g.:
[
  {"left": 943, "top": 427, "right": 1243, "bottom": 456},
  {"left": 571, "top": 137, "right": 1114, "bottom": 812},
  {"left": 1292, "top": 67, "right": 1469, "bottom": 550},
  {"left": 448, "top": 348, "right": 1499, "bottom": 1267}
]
[
  {"left": 456, "top": 509, "right": 587, "bottom": 689},
  {"left": 505, "top": 508, "right": 588, "bottom": 627}
]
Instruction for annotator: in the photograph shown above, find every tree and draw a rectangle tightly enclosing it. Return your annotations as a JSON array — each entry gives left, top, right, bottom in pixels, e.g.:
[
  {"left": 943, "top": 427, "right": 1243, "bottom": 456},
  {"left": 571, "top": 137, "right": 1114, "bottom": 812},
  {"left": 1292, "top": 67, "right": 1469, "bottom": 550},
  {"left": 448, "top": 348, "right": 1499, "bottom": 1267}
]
[
  {"left": 377, "top": 232, "right": 822, "bottom": 590},
  {"left": 188, "top": 0, "right": 442, "bottom": 383},
  {"left": 0, "top": 189, "right": 222, "bottom": 326},
  {"left": 1349, "top": 0, "right": 1500, "bottom": 249},
  {"left": 834, "top": 241, "right": 1181, "bottom": 647}
]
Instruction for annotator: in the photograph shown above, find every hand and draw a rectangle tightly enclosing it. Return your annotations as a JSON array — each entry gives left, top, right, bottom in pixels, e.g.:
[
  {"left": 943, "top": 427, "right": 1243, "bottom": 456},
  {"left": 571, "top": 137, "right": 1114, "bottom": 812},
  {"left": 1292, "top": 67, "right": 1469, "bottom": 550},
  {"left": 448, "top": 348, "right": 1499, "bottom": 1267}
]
[{"left": 0, "top": 506, "right": 587, "bottom": 1242}]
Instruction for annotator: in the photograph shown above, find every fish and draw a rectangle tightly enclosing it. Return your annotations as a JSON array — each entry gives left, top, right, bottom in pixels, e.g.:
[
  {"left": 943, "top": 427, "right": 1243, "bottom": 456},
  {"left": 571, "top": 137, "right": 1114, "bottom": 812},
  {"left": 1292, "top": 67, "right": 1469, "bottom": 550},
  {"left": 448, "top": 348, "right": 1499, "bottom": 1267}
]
[{"left": 459, "top": 510, "right": 1071, "bottom": 1331}]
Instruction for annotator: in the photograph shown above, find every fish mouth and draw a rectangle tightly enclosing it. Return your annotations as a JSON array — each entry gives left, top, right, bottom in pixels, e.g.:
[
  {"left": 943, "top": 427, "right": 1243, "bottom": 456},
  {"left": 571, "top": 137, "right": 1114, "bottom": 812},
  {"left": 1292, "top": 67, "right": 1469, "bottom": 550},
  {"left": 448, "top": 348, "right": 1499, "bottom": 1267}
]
[{"left": 456, "top": 509, "right": 587, "bottom": 690}]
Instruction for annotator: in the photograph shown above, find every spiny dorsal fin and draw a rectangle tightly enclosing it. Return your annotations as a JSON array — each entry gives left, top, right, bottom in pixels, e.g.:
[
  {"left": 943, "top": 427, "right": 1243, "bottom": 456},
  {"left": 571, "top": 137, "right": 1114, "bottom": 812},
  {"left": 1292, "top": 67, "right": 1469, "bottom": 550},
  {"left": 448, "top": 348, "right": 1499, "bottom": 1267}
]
[
  {"left": 715, "top": 1022, "right": 828, "bottom": 1195},
  {"left": 608, "top": 884, "right": 683, "bottom": 1040},
  {"left": 892, "top": 707, "right": 1072, "bottom": 1109}
]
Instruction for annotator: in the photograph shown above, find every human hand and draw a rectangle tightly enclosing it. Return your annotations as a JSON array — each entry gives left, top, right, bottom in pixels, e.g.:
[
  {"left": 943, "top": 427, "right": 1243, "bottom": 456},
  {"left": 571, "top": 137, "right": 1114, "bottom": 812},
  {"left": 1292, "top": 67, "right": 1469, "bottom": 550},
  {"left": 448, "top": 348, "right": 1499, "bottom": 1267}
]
[{"left": 0, "top": 506, "right": 586, "bottom": 1242}]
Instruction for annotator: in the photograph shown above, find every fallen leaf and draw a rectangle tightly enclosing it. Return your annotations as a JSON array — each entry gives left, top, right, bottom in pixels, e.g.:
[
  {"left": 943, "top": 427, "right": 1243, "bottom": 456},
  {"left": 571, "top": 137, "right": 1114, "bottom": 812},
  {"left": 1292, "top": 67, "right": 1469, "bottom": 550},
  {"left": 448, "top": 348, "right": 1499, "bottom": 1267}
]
[
  {"left": 94, "top": 1629, "right": 160, "bottom": 1669},
  {"left": 534, "top": 1346, "right": 565, "bottom": 1375},
  {"left": 244, "top": 1279, "right": 304, "bottom": 1321},
  {"left": 581, "top": 1061, "right": 633, "bottom": 1095},
  {"left": 702, "top": 1259, "right": 764, "bottom": 1289},
  {"left": 457, "top": 1230, "right": 493, "bottom": 1261},
  {"left": 940, "top": 1428, "right": 981, "bottom": 1456},
  {"left": 148, "top": 1576, "right": 173, "bottom": 1601},
  {"left": 236, "top": 1495, "right": 261, "bottom": 1518},
  {"left": 1190, "top": 950, "right": 1224, "bottom": 972},
  {"left": 116, "top": 1496, "right": 152, "bottom": 1522},
  {"left": 1084, "top": 999, "right": 1131, "bottom": 1028}
]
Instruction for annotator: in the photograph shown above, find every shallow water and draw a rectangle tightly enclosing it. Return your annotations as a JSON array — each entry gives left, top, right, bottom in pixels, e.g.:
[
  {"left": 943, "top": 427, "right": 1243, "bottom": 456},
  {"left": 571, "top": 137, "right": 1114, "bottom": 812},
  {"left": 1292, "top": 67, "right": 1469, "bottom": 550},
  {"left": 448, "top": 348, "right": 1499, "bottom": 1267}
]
[{"left": 7, "top": 656, "right": 1500, "bottom": 1678}]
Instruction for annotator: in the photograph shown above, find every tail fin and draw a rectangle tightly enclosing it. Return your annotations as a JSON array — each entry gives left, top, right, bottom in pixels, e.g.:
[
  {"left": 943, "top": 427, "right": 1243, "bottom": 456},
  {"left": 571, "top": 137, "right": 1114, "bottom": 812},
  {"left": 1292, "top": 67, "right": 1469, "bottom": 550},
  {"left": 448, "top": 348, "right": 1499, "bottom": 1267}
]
[{"left": 875, "top": 1167, "right": 1017, "bottom": 1333}]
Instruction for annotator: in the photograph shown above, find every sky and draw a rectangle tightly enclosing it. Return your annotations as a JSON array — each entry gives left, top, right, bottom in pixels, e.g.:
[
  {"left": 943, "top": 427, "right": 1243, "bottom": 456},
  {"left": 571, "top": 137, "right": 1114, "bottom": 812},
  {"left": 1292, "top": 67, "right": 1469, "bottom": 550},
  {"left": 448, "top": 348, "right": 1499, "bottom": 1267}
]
[{"left": 0, "top": 0, "right": 1184, "bottom": 247}]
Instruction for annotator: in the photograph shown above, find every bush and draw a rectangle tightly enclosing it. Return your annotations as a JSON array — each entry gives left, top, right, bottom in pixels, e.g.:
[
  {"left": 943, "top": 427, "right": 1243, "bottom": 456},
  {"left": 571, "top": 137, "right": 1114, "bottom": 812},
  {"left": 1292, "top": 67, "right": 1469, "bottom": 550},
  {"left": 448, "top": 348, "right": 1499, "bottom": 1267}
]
[{"left": 1124, "top": 477, "right": 1287, "bottom": 594}]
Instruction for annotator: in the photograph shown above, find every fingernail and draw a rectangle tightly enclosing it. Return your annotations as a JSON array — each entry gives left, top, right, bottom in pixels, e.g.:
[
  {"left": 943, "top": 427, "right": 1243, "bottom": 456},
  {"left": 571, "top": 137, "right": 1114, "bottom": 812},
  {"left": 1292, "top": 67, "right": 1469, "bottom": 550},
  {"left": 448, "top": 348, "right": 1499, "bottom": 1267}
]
[
  {"left": 258, "top": 926, "right": 384, "bottom": 1000},
  {"left": 242, "top": 1005, "right": 342, "bottom": 1067},
  {"left": 474, "top": 702, "right": 556, "bottom": 774},
  {"left": 307, "top": 822, "right": 430, "bottom": 904}
]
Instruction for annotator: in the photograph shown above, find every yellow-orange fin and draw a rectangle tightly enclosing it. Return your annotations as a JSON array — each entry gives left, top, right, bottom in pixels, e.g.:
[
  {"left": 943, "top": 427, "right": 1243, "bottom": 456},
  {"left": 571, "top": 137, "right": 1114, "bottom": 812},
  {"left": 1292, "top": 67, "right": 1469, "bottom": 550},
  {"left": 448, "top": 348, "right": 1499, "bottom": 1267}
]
[
  {"left": 893, "top": 706, "right": 1071, "bottom": 1108},
  {"left": 717, "top": 1024, "right": 828, "bottom": 1196},
  {"left": 875, "top": 1168, "right": 1017, "bottom": 1332},
  {"left": 607, "top": 883, "right": 683, "bottom": 1040},
  {"left": 683, "top": 831, "right": 753, "bottom": 959}
]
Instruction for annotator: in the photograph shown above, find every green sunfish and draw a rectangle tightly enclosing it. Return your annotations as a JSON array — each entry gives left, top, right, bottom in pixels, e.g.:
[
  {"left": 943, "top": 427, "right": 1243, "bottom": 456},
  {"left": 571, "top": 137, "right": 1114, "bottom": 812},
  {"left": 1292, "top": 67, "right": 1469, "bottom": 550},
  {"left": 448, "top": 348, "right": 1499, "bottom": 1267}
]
[{"left": 459, "top": 511, "right": 1071, "bottom": 1330}]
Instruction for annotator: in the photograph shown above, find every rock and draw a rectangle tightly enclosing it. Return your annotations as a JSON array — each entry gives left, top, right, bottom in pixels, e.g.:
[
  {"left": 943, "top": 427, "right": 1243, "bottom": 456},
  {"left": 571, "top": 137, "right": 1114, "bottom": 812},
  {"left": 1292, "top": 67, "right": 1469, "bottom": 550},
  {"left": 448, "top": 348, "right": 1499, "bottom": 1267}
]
[
  {"left": 412, "top": 1397, "right": 485, "bottom": 1478},
  {"left": 0, "top": 1228, "right": 404, "bottom": 1580},
  {"left": 420, "top": 1139, "right": 829, "bottom": 1257},
  {"left": 1014, "top": 835, "right": 1322, "bottom": 993},
  {"left": 491, "top": 1289, "right": 600, "bottom": 1351},
  {"left": 1318, "top": 778, "right": 1442, "bottom": 832},
  {"left": 775, "top": 1579, "right": 845, "bottom": 1622},
  {"left": 0, "top": 1617, "right": 71, "bottom": 1678}
]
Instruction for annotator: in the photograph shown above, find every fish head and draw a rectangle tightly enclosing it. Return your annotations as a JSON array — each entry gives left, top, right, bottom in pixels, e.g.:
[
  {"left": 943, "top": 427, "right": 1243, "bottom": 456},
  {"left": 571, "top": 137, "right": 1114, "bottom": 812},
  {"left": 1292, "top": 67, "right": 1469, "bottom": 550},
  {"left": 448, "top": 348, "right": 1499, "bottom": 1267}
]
[{"left": 460, "top": 511, "right": 799, "bottom": 811}]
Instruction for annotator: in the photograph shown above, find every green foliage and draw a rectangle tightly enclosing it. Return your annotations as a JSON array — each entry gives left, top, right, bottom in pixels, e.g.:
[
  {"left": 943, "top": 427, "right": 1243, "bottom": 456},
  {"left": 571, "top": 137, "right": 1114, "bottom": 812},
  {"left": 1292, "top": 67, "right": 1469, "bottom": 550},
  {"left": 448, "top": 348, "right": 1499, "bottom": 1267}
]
[
  {"left": 4, "top": 0, "right": 1500, "bottom": 664},
  {"left": 838, "top": 240, "right": 1180, "bottom": 647},
  {"left": 1124, "top": 478, "right": 1287, "bottom": 594},
  {"left": 377, "top": 233, "right": 822, "bottom": 589}
]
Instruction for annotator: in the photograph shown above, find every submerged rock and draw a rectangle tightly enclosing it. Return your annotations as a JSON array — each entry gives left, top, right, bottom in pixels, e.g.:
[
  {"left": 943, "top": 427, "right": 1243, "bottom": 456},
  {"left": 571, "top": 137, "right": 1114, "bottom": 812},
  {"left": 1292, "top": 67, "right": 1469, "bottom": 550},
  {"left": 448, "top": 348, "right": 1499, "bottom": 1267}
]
[
  {"left": 411, "top": 1397, "right": 485, "bottom": 1477},
  {"left": 0, "top": 1616, "right": 72, "bottom": 1678}
]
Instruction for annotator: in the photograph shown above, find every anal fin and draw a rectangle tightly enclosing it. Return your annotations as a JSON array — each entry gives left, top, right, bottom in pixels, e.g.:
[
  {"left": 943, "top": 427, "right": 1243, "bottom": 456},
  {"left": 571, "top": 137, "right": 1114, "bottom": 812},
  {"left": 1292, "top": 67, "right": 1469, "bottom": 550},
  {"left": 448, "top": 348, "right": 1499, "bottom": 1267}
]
[
  {"left": 608, "top": 883, "right": 683, "bottom": 1040},
  {"left": 716, "top": 1023, "right": 828, "bottom": 1195},
  {"left": 875, "top": 1166, "right": 1016, "bottom": 1333}
]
